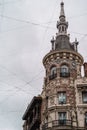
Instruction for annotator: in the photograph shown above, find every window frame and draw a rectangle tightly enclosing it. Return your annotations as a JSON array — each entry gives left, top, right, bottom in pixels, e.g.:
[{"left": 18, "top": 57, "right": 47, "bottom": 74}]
[
  {"left": 85, "top": 112, "right": 87, "bottom": 126},
  {"left": 49, "top": 66, "right": 57, "bottom": 80},
  {"left": 82, "top": 91, "right": 87, "bottom": 103},
  {"left": 58, "top": 92, "right": 66, "bottom": 104},
  {"left": 60, "top": 64, "right": 70, "bottom": 77},
  {"left": 58, "top": 112, "right": 66, "bottom": 125}
]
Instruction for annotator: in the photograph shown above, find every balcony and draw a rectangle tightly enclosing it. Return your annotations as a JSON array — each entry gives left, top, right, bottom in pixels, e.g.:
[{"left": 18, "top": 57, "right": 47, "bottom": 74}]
[
  {"left": 42, "top": 120, "right": 73, "bottom": 130},
  {"left": 60, "top": 72, "right": 70, "bottom": 77},
  {"left": 49, "top": 73, "right": 57, "bottom": 80},
  {"left": 28, "top": 114, "right": 41, "bottom": 130},
  {"left": 52, "top": 120, "right": 72, "bottom": 126}
]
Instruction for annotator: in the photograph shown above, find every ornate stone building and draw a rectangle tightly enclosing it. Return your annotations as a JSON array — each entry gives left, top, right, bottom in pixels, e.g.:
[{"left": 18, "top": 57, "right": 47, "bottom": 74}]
[
  {"left": 22, "top": 1, "right": 87, "bottom": 130},
  {"left": 22, "top": 96, "right": 42, "bottom": 130}
]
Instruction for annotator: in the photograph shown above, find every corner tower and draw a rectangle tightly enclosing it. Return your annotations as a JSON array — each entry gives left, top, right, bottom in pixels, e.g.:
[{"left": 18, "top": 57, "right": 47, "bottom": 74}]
[{"left": 41, "top": 2, "right": 84, "bottom": 130}]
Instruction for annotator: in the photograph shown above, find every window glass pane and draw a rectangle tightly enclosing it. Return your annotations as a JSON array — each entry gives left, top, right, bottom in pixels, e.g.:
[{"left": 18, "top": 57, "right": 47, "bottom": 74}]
[
  {"left": 58, "top": 112, "right": 66, "bottom": 125},
  {"left": 60, "top": 65, "right": 70, "bottom": 77},
  {"left": 85, "top": 112, "right": 87, "bottom": 126},
  {"left": 61, "top": 65, "right": 69, "bottom": 73},
  {"left": 51, "top": 66, "right": 57, "bottom": 75},
  {"left": 82, "top": 92, "right": 87, "bottom": 103},
  {"left": 58, "top": 92, "right": 66, "bottom": 104}
]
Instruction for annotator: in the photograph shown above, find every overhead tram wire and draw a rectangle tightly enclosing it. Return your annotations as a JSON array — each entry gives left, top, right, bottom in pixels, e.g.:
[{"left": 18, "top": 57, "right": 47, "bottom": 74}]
[
  {"left": 0, "top": 14, "right": 86, "bottom": 36},
  {"left": 0, "top": 64, "right": 43, "bottom": 92},
  {"left": 79, "top": 34, "right": 87, "bottom": 42},
  {"left": 0, "top": 79, "right": 39, "bottom": 94},
  {"left": 42, "top": 0, "right": 58, "bottom": 44},
  {"left": 0, "top": 14, "right": 54, "bottom": 29},
  {"left": 43, "top": 12, "right": 87, "bottom": 24},
  {"left": 0, "top": 78, "right": 39, "bottom": 108},
  {"left": 0, "top": 0, "right": 23, "bottom": 6},
  {"left": 0, "top": 8, "right": 86, "bottom": 92},
  {"left": 0, "top": 81, "right": 38, "bottom": 105}
]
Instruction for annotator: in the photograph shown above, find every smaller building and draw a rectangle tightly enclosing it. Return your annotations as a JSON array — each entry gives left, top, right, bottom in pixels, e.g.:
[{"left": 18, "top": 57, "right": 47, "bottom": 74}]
[{"left": 22, "top": 96, "right": 42, "bottom": 130}]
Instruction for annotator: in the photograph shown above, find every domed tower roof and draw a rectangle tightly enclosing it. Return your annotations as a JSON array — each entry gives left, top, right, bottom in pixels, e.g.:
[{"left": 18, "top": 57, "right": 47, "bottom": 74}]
[
  {"left": 51, "top": 1, "right": 78, "bottom": 52},
  {"left": 43, "top": 1, "right": 83, "bottom": 67}
]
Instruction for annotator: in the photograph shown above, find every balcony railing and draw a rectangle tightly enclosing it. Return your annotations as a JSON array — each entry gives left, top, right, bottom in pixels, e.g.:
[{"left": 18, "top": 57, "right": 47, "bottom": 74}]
[
  {"left": 85, "top": 119, "right": 87, "bottom": 127},
  {"left": 42, "top": 120, "right": 73, "bottom": 130},
  {"left": 60, "top": 72, "right": 70, "bottom": 77},
  {"left": 49, "top": 73, "right": 57, "bottom": 80},
  {"left": 52, "top": 120, "right": 72, "bottom": 126},
  {"left": 28, "top": 114, "right": 41, "bottom": 130}
]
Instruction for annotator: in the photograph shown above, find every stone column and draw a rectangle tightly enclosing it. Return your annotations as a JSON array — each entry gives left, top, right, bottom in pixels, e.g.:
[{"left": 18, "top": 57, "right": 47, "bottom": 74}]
[{"left": 83, "top": 62, "right": 87, "bottom": 77}]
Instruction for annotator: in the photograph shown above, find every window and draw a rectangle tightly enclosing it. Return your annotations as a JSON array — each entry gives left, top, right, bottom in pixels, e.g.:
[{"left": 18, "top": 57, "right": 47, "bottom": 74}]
[
  {"left": 58, "top": 92, "right": 66, "bottom": 104},
  {"left": 82, "top": 92, "right": 87, "bottom": 103},
  {"left": 62, "top": 26, "right": 64, "bottom": 32},
  {"left": 50, "top": 66, "right": 57, "bottom": 75},
  {"left": 58, "top": 112, "right": 66, "bottom": 125},
  {"left": 49, "top": 66, "right": 57, "bottom": 80},
  {"left": 85, "top": 112, "right": 87, "bottom": 126},
  {"left": 60, "top": 65, "right": 70, "bottom": 77}
]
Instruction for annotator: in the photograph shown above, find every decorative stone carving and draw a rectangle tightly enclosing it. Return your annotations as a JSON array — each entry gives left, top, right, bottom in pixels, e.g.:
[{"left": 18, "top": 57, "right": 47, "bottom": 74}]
[
  {"left": 82, "top": 77, "right": 87, "bottom": 83},
  {"left": 61, "top": 79, "right": 68, "bottom": 84},
  {"left": 50, "top": 97, "right": 55, "bottom": 105},
  {"left": 77, "top": 64, "right": 81, "bottom": 77},
  {"left": 78, "top": 108, "right": 83, "bottom": 114}
]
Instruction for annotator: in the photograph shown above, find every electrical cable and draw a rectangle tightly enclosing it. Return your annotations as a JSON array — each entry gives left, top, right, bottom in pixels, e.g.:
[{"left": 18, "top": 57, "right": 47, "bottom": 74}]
[
  {"left": 0, "top": 0, "right": 22, "bottom": 6},
  {"left": 0, "top": 14, "right": 86, "bottom": 36},
  {"left": 0, "top": 14, "right": 54, "bottom": 29},
  {"left": 0, "top": 64, "right": 43, "bottom": 92},
  {"left": 44, "top": 12, "right": 87, "bottom": 24}
]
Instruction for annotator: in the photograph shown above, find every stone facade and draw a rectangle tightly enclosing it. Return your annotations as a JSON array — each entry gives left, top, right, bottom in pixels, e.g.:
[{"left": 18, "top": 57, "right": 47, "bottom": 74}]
[
  {"left": 22, "top": 96, "right": 42, "bottom": 130},
  {"left": 40, "top": 2, "right": 87, "bottom": 130}
]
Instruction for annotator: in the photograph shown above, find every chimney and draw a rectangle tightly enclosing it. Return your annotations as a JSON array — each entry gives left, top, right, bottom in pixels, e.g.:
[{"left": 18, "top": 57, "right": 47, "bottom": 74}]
[{"left": 83, "top": 62, "right": 87, "bottom": 77}]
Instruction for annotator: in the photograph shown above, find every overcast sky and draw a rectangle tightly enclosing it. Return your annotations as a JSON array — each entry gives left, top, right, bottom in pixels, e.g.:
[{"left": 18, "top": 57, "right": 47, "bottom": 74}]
[{"left": 0, "top": 0, "right": 87, "bottom": 130}]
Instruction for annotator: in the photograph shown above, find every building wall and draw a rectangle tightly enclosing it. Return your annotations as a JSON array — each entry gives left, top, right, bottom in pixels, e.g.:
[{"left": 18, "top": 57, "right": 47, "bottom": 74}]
[{"left": 75, "top": 78, "right": 87, "bottom": 127}]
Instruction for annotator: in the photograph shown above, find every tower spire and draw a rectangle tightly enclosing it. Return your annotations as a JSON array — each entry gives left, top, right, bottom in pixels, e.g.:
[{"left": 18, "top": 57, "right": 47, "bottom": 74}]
[
  {"left": 60, "top": 1, "right": 65, "bottom": 18},
  {"left": 57, "top": 1, "right": 68, "bottom": 34}
]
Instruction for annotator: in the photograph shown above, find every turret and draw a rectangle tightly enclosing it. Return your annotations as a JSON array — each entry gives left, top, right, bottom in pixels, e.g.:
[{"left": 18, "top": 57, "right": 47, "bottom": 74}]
[{"left": 41, "top": 2, "right": 85, "bottom": 130}]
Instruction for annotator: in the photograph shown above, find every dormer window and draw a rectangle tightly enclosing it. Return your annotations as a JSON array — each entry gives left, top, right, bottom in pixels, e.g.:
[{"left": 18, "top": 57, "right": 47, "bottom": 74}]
[
  {"left": 60, "top": 65, "right": 70, "bottom": 77},
  {"left": 49, "top": 66, "right": 57, "bottom": 80}
]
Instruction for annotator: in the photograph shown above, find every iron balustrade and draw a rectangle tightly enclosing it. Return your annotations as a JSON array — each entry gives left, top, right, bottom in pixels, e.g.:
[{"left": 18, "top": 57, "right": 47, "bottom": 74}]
[
  {"left": 28, "top": 114, "right": 41, "bottom": 130},
  {"left": 42, "top": 120, "right": 73, "bottom": 130},
  {"left": 60, "top": 72, "right": 70, "bottom": 77},
  {"left": 52, "top": 120, "right": 72, "bottom": 126},
  {"left": 49, "top": 73, "right": 57, "bottom": 80}
]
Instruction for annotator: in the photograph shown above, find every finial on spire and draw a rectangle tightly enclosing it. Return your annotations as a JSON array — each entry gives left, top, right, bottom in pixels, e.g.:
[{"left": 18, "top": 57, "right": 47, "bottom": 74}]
[
  {"left": 61, "top": 0, "right": 64, "bottom": 5},
  {"left": 60, "top": 0, "right": 65, "bottom": 17},
  {"left": 75, "top": 38, "right": 79, "bottom": 52},
  {"left": 51, "top": 36, "right": 55, "bottom": 50}
]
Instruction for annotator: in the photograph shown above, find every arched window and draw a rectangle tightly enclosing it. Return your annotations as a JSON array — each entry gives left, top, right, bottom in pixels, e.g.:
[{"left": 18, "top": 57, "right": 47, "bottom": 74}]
[
  {"left": 62, "top": 26, "right": 64, "bottom": 32},
  {"left": 50, "top": 66, "right": 57, "bottom": 75},
  {"left": 60, "top": 65, "right": 70, "bottom": 77},
  {"left": 49, "top": 66, "right": 57, "bottom": 80},
  {"left": 59, "top": 27, "right": 61, "bottom": 32},
  {"left": 85, "top": 112, "right": 87, "bottom": 126}
]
